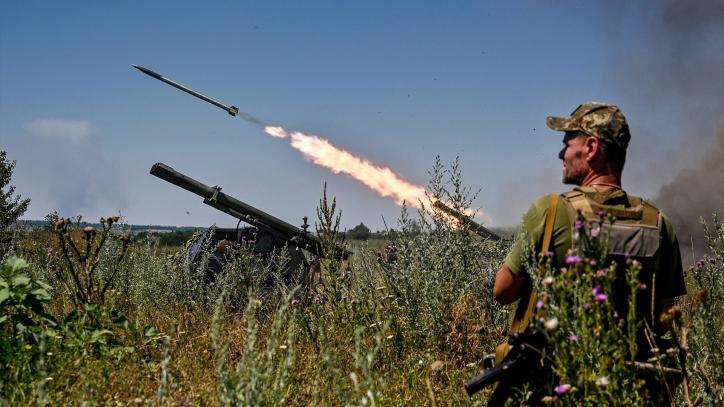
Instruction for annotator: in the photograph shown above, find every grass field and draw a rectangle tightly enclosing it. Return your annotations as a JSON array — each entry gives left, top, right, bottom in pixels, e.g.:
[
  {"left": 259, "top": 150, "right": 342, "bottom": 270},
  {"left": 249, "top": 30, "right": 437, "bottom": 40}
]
[{"left": 2, "top": 172, "right": 722, "bottom": 406}]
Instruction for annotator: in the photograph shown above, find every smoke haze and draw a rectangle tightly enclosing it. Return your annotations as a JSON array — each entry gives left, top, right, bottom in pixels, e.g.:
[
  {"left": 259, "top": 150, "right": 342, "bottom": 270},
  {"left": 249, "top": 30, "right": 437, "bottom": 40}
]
[
  {"left": 604, "top": 1, "right": 724, "bottom": 261},
  {"left": 655, "top": 125, "right": 724, "bottom": 261},
  {"left": 15, "top": 118, "right": 128, "bottom": 220}
]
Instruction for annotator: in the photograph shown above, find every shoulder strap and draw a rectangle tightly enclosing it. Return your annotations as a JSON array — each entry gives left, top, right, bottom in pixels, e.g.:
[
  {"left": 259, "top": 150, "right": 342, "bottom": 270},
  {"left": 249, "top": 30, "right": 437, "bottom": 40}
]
[
  {"left": 540, "top": 194, "right": 559, "bottom": 270},
  {"left": 498, "top": 194, "right": 561, "bottom": 364},
  {"left": 511, "top": 194, "right": 559, "bottom": 333}
]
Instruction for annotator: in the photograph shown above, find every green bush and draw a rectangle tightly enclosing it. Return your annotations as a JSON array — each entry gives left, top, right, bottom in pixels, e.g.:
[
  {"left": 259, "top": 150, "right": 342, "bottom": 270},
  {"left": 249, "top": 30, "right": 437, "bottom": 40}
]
[{"left": 0, "top": 256, "right": 55, "bottom": 402}]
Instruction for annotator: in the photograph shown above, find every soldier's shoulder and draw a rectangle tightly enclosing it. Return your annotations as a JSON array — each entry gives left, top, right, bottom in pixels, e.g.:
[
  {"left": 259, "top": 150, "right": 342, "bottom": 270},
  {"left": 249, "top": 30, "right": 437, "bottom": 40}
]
[{"left": 528, "top": 193, "right": 562, "bottom": 212}]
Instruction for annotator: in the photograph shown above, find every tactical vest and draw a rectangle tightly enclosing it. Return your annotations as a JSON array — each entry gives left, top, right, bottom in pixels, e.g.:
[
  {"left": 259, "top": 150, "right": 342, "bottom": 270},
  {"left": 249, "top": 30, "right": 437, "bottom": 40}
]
[{"left": 561, "top": 187, "right": 663, "bottom": 333}]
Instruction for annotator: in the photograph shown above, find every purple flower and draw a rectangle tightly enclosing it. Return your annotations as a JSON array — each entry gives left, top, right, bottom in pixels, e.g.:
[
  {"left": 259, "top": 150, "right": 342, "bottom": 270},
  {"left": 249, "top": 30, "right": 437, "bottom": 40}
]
[
  {"left": 597, "top": 210, "right": 606, "bottom": 219},
  {"left": 709, "top": 256, "right": 717, "bottom": 265},
  {"left": 583, "top": 303, "right": 591, "bottom": 309},
  {"left": 589, "top": 259, "right": 597, "bottom": 266},
  {"left": 574, "top": 220, "right": 584, "bottom": 229},
  {"left": 291, "top": 298, "right": 300, "bottom": 306},
  {"left": 696, "top": 259, "right": 705, "bottom": 270},
  {"left": 314, "top": 294, "right": 322, "bottom": 304},
  {"left": 597, "top": 269, "right": 607, "bottom": 277},
  {"left": 565, "top": 255, "right": 582, "bottom": 265},
  {"left": 567, "top": 334, "right": 578, "bottom": 342},
  {"left": 592, "top": 284, "right": 608, "bottom": 302},
  {"left": 536, "top": 300, "right": 544, "bottom": 309},
  {"left": 546, "top": 251, "right": 555, "bottom": 258},
  {"left": 590, "top": 228, "right": 600, "bottom": 238},
  {"left": 624, "top": 252, "right": 631, "bottom": 260},
  {"left": 350, "top": 297, "right": 358, "bottom": 305},
  {"left": 554, "top": 384, "right": 571, "bottom": 395}
]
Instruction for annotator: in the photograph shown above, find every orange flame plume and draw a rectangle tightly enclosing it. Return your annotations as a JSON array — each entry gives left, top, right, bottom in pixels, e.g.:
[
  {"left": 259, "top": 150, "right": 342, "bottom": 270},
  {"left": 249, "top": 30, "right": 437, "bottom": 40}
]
[{"left": 263, "top": 125, "right": 489, "bottom": 224}]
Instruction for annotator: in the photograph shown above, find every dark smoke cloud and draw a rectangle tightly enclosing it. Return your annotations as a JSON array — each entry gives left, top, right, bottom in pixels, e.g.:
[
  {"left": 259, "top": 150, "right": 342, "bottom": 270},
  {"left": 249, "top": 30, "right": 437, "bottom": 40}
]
[
  {"left": 655, "top": 125, "right": 724, "bottom": 261},
  {"left": 603, "top": 1, "right": 724, "bottom": 263}
]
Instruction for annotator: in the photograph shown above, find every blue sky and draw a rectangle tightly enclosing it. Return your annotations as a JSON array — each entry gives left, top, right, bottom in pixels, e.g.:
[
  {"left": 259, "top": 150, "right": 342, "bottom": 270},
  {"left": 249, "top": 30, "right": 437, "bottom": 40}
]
[{"left": 1, "top": 1, "right": 722, "bottom": 230}]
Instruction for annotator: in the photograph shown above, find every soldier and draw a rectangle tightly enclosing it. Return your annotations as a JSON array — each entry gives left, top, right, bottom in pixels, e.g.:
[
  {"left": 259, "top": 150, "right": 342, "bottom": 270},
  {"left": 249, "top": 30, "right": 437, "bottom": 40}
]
[{"left": 492, "top": 102, "right": 686, "bottom": 404}]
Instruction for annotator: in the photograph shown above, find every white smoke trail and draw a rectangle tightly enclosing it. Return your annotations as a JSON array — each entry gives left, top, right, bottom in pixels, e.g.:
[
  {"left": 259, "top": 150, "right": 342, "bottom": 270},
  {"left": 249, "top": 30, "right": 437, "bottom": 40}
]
[{"left": 264, "top": 125, "right": 428, "bottom": 207}]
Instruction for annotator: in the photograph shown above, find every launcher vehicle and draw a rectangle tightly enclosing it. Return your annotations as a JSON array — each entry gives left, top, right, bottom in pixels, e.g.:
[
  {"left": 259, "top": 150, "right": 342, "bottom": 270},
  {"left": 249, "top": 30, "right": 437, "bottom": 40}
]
[{"left": 150, "top": 162, "right": 349, "bottom": 287}]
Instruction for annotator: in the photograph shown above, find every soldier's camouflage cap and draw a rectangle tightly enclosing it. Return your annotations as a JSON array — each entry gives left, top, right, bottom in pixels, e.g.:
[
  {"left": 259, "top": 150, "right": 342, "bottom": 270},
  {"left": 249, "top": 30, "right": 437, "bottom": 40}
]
[{"left": 546, "top": 102, "right": 631, "bottom": 150}]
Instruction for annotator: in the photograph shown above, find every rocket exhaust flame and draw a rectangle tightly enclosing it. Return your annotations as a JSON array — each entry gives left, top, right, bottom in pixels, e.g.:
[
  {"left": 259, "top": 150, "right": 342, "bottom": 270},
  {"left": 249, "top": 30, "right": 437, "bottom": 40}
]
[
  {"left": 261, "top": 124, "right": 491, "bottom": 227},
  {"left": 264, "top": 125, "right": 428, "bottom": 208}
]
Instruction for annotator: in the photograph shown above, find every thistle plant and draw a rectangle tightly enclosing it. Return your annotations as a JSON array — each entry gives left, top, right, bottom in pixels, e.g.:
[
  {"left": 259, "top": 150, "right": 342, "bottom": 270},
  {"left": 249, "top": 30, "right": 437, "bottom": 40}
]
[
  {"left": 531, "top": 212, "right": 648, "bottom": 406},
  {"left": 676, "top": 214, "right": 724, "bottom": 406},
  {"left": 48, "top": 215, "right": 131, "bottom": 308}
]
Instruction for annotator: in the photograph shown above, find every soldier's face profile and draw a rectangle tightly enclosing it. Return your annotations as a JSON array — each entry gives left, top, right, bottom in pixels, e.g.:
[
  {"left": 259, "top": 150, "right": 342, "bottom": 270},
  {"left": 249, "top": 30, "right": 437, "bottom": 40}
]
[{"left": 560, "top": 133, "right": 589, "bottom": 185}]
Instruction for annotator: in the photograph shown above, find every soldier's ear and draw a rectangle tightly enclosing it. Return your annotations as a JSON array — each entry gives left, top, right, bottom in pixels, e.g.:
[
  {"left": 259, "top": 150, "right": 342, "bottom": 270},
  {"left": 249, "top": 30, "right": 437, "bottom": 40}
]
[{"left": 584, "top": 136, "right": 601, "bottom": 161}]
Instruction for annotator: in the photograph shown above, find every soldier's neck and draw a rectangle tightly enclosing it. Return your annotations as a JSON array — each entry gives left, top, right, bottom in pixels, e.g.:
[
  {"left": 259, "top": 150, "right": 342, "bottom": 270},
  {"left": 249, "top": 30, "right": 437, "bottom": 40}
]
[{"left": 580, "top": 172, "right": 621, "bottom": 190}]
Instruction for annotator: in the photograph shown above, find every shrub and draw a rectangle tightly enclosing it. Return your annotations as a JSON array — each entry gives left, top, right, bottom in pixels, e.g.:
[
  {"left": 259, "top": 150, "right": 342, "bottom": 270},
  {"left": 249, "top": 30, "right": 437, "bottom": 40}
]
[{"left": 0, "top": 256, "right": 55, "bottom": 402}]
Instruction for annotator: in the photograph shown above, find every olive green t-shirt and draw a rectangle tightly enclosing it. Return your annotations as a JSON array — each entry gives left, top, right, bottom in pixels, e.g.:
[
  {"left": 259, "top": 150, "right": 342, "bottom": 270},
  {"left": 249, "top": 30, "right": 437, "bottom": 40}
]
[
  {"left": 504, "top": 189, "right": 686, "bottom": 300},
  {"left": 504, "top": 194, "right": 571, "bottom": 277}
]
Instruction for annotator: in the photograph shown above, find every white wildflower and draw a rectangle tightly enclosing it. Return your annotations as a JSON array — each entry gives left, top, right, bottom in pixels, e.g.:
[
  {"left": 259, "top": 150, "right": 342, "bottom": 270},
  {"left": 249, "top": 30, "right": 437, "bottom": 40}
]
[{"left": 544, "top": 317, "right": 559, "bottom": 330}]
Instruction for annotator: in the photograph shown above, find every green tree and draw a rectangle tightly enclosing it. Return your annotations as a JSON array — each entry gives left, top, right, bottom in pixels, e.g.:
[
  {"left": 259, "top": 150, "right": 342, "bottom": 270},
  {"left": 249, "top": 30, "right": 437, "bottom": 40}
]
[
  {"left": 0, "top": 151, "right": 30, "bottom": 257},
  {"left": 347, "top": 222, "right": 371, "bottom": 240}
]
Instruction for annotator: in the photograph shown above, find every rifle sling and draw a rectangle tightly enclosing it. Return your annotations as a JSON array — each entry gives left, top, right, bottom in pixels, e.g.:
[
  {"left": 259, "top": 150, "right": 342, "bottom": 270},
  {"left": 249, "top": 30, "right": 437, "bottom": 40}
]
[{"left": 496, "top": 194, "right": 559, "bottom": 364}]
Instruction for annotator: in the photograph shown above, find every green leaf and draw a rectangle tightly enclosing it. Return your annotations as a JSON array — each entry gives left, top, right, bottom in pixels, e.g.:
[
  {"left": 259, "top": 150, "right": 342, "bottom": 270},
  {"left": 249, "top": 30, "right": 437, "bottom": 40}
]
[
  {"left": 30, "top": 288, "right": 51, "bottom": 302},
  {"left": 5, "top": 256, "right": 28, "bottom": 272},
  {"left": 89, "top": 329, "right": 113, "bottom": 343},
  {"left": 11, "top": 275, "right": 30, "bottom": 286},
  {"left": 143, "top": 325, "right": 160, "bottom": 344},
  {"left": 0, "top": 287, "right": 9, "bottom": 304}
]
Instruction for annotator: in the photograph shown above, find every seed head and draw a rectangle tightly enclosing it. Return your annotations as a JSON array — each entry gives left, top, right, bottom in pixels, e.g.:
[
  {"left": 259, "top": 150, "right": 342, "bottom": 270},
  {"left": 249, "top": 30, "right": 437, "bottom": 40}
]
[
  {"left": 544, "top": 317, "right": 559, "bottom": 330},
  {"left": 53, "top": 219, "right": 66, "bottom": 230},
  {"left": 693, "top": 289, "right": 708, "bottom": 304},
  {"left": 595, "top": 376, "right": 610, "bottom": 386}
]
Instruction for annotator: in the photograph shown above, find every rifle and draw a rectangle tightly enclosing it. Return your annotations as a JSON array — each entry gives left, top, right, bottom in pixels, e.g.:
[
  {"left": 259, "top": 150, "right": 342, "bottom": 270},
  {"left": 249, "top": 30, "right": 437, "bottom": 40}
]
[
  {"left": 432, "top": 201, "right": 501, "bottom": 241},
  {"left": 150, "top": 162, "right": 350, "bottom": 260},
  {"left": 465, "top": 331, "right": 550, "bottom": 402}
]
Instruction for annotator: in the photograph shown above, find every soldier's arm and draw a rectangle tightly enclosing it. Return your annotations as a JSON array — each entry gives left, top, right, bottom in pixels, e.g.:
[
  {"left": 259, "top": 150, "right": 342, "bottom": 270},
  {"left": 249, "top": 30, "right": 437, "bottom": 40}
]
[
  {"left": 493, "top": 264, "right": 526, "bottom": 305},
  {"left": 494, "top": 196, "right": 552, "bottom": 305}
]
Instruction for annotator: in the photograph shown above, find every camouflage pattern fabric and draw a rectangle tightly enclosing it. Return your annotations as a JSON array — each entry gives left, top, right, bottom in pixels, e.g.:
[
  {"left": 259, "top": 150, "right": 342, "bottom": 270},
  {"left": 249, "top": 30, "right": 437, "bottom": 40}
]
[{"left": 546, "top": 102, "right": 631, "bottom": 151}]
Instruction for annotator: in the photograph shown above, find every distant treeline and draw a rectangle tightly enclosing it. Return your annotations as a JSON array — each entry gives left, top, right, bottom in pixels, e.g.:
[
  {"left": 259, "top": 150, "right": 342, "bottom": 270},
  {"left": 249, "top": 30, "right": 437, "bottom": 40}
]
[
  {"left": 20, "top": 220, "right": 514, "bottom": 244},
  {"left": 20, "top": 220, "right": 201, "bottom": 233}
]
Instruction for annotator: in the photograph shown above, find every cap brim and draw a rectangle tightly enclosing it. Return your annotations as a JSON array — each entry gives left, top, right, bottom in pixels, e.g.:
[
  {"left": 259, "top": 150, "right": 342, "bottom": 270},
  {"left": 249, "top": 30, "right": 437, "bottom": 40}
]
[{"left": 546, "top": 116, "right": 578, "bottom": 132}]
